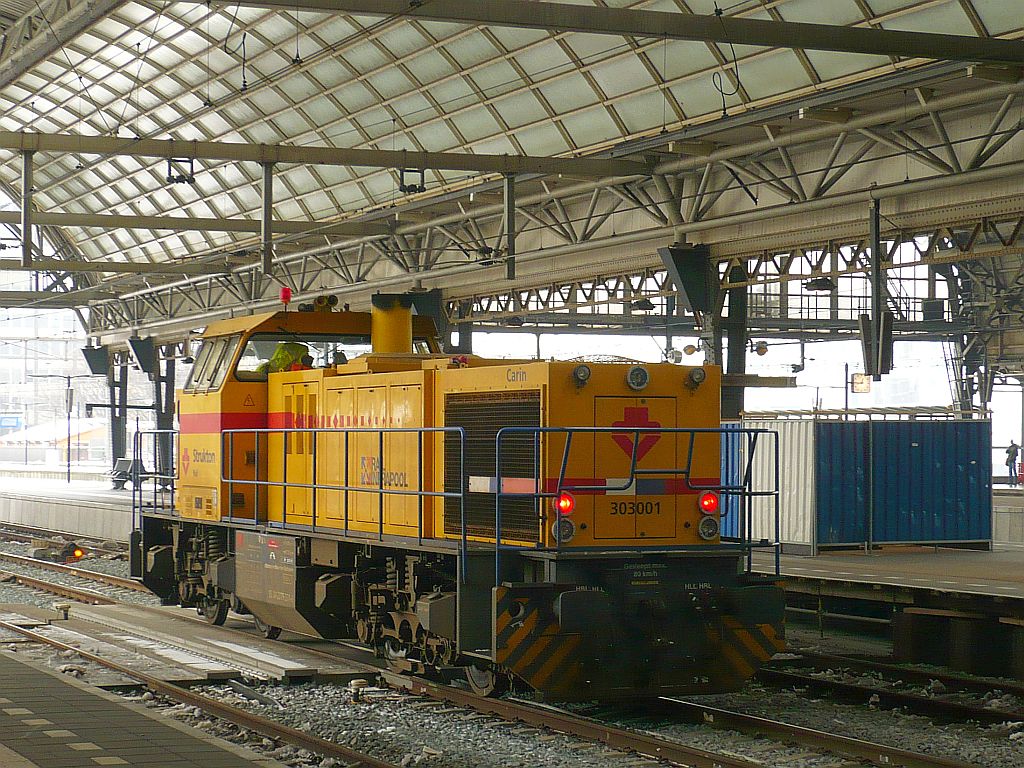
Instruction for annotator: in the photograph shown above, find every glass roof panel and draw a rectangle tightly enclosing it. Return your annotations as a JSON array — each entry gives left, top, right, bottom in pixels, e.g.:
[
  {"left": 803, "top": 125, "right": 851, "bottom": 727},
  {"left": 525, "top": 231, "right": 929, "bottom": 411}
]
[
  {"left": 0, "top": 0, "right": 1014, "bottom": 269},
  {"left": 970, "top": 0, "right": 1021, "bottom": 34},
  {"left": 880, "top": 3, "right": 974, "bottom": 34}
]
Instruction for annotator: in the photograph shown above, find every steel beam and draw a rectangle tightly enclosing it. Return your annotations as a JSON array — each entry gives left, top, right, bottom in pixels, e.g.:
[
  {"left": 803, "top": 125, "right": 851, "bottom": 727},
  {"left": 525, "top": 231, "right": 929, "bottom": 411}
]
[
  {"left": 261, "top": 162, "right": 274, "bottom": 274},
  {"left": 0, "top": 209, "right": 388, "bottom": 237},
  {"left": 222, "top": 0, "right": 1024, "bottom": 64},
  {"left": 504, "top": 174, "right": 515, "bottom": 281},
  {"left": 20, "top": 151, "right": 32, "bottom": 268},
  {"left": 0, "top": 0, "right": 124, "bottom": 90},
  {"left": 0, "top": 291, "right": 97, "bottom": 308},
  {"left": 0, "top": 258, "right": 227, "bottom": 276},
  {"left": 0, "top": 131, "right": 647, "bottom": 178}
]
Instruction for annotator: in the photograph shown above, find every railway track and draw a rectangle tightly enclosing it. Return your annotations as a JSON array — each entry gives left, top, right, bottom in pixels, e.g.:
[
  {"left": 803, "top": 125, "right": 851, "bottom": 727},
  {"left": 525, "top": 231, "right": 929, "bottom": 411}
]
[
  {"left": 0, "top": 617, "right": 399, "bottom": 768},
  {"left": 0, "top": 522, "right": 124, "bottom": 556},
  {"left": 783, "top": 648, "right": 1024, "bottom": 700},
  {"left": 763, "top": 649, "right": 1024, "bottom": 726},
  {"left": 384, "top": 671, "right": 981, "bottom": 768},
  {"left": 0, "top": 554, "right": 1003, "bottom": 767},
  {"left": 0, "top": 568, "right": 120, "bottom": 605},
  {"left": 0, "top": 551, "right": 147, "bottom": 592}
]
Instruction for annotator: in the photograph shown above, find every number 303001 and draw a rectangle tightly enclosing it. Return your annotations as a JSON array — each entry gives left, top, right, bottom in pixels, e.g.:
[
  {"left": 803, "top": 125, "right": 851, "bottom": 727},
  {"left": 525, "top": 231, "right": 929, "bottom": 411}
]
[{"left": 610, "top": 501, "right": 660, "bottom": 515}]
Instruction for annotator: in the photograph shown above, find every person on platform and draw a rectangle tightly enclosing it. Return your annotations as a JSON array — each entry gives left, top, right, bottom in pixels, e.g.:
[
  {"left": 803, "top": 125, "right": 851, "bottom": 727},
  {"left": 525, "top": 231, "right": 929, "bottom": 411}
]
[{"left": 1007, "top": 440, "right": 1020, "bottom": 487}]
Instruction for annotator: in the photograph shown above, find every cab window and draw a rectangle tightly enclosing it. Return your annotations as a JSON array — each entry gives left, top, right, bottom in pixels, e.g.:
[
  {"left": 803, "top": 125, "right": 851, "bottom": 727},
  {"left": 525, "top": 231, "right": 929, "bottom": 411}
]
[
  {"left": 183, "top": 335, "right": 240, "bottom": 392},
  {"left": 234, "top": 333, "right": 433, "bottom": 381}
]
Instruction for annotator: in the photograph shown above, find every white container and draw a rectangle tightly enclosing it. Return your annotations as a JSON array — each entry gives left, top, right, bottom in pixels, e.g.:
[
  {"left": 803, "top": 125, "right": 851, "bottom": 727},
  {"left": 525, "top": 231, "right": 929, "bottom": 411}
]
[{"left": 741, "top": 418, "right": 816, "bottom": 554}]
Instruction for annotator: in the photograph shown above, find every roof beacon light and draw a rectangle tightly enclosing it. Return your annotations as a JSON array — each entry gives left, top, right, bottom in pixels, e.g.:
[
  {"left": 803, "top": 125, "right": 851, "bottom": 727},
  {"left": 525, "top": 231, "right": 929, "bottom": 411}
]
[
  {"left": 554, "top": 491, "right": 576, "bottom": 516},
  {"left": 279, "top": 286, "right": 292, "bottom": 306},
  {"left": 698, "top": 491, "right": 720, "bottom": 515}
]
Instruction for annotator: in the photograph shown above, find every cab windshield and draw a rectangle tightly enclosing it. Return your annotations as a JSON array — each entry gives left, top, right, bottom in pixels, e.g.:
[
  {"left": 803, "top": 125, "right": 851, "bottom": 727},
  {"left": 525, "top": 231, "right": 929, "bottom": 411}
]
[{"left": 234, "top": 333, "right": 431, "bottom": 381}]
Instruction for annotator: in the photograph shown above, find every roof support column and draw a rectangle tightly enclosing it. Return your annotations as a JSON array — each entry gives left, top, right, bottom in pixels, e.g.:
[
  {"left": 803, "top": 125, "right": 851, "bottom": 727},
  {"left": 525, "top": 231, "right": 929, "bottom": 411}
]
[
  {"left": 504, "top": 174, "right": 516, "bottom": 280},
  {"left": 261, "top": 162, "right": 274, "bottom": 274},
  {"left": 20, "top": 151, "right": 33, "bottom": 268}
]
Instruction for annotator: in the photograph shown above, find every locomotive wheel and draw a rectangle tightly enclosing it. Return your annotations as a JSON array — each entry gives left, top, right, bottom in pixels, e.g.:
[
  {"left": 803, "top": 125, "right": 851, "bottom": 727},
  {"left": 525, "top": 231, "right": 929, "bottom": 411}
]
[
  {"left": 464, "top": 665, "right": 507, "bottom": 697},
  {"left": 199, "top": 597, "right": 228, "bottom": 626},
  {"left": 253, "top": 615, "right": 282, "bottom": 640}
]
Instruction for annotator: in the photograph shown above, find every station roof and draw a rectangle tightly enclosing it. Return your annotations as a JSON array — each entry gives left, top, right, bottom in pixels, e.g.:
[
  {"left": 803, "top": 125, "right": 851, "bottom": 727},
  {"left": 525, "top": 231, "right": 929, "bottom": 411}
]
[{"left": 0, "top": 0, "right": 1021, "bottom": 332}]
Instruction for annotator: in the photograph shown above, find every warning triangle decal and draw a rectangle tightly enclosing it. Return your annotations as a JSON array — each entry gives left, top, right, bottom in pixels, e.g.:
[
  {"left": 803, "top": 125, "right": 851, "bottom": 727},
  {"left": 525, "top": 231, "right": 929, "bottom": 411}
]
[{"left": 243, "top": 394, "right": 255, "bottom": 407}]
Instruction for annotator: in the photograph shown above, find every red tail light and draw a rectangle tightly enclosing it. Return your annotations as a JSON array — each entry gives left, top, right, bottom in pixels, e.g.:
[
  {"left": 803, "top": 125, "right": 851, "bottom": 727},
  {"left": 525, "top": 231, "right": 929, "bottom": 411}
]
[
  {"left": 698, "top": 491, "right": 720, "bottom": 515},
  {"left": 554, "top": 491, "right": 576, "bottom": 516}
]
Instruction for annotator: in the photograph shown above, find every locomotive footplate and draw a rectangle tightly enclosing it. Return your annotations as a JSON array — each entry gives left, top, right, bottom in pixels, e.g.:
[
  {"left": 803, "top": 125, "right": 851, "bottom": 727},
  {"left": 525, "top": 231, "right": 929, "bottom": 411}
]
[{"left": 493, "top": 552, "right": 785, "bottom": 701}]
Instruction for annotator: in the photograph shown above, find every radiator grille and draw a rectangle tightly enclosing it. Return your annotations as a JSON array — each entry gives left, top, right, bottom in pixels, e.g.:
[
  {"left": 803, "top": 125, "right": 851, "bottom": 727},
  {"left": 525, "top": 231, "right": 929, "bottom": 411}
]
[{"left": 444, "top": 391, "right": 541, "bottom": 541}]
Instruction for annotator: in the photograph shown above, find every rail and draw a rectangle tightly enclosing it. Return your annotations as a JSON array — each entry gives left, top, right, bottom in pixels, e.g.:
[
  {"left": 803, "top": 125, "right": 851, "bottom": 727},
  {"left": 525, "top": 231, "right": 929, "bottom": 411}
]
[{"left": 490, "top": 426, "right": 780, "bottom": 584}]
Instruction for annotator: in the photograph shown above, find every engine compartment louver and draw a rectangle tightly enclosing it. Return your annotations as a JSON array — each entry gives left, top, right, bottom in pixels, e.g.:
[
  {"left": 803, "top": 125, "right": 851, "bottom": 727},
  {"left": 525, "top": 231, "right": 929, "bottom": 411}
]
[{"left": 444, "top": 390, "right": 541, "bottom": 542}]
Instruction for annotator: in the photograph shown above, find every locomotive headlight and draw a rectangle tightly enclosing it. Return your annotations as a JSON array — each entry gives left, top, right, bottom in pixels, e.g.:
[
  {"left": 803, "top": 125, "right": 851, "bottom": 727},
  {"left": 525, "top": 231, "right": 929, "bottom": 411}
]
[
  {"left": 572, "top": 364, "right": 592, "bottom": 387},
  {"left": 552, "top": 517, "right": 576, "bottom": 543},
  {"left": 698, "top": 515, "right": 720, "bottom": 540},
  {"left": 687, "top": 367, "right": 707, "bottom": 389},
  {"left": 626, "top": 365, "right": 650, "bottom": 391}
]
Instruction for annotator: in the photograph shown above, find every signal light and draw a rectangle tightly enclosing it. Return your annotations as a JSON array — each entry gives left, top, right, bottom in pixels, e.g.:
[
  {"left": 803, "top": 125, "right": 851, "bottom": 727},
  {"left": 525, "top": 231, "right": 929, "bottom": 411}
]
[
  {"left": 698, "top": 491, "right": 720, "bottom": 515},
  {"left": 554, "top": 491, "right": 575, "bottom": 516},
  {"left": 72, "top": 548, "right": 84, "bottom": 559}
]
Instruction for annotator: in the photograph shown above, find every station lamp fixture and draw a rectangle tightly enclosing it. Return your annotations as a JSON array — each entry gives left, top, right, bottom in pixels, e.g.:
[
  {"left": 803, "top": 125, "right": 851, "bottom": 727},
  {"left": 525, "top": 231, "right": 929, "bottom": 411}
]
[{"left": 803, "top": 276, "right": 836, "bottom": 292}]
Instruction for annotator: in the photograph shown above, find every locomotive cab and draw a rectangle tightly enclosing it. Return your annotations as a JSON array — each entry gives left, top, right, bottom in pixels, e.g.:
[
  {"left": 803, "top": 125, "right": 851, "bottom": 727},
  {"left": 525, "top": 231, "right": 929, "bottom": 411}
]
[{"left": 176, "top": 309, "right": 440, "bottom": 525}]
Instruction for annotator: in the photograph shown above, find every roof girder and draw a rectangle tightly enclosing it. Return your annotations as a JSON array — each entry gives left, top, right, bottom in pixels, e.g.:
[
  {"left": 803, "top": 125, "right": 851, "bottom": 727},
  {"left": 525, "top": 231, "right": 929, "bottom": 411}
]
[
  {"left": 219, "top": 0, "right": 1024, "bottom": 64},
  {"left": 0, "top": 130, "right": 647, "bottom": 178}
]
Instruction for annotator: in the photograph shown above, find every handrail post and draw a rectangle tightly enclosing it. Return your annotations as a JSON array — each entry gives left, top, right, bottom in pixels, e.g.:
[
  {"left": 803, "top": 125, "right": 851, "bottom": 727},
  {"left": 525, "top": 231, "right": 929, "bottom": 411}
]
[
  {"left": 378, "top": 430, "right": 384, "bottom": 542},
  {"left": 344, "top": 431, "right": 350, "bottom": 534},
  {"left": 417, "top": 431, "right": 424, "bottom": 545},
  {"left": 495, "top": 428, "right": 504, "bottom": 586},
  {"left": 459, "top": 427, "right": 467, "bottom": 585},
  {"left": 311, "top": 428, "right": 318, "bottom": 531},
  {"left": 281, "top": 428, "right": 288, "bottom": 525},
  {"left": 255, "top": 430, "right": 262, "bottom": 524},
  {"left": 227, "top": 431, "right": 234, "bottom": 521}
]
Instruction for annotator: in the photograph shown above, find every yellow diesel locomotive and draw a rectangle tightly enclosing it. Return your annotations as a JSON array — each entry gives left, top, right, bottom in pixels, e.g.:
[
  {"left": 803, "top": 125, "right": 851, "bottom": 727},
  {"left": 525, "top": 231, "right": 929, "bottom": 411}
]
[{"left": 132, "top": 295, "right": 784, "bottom": 700}]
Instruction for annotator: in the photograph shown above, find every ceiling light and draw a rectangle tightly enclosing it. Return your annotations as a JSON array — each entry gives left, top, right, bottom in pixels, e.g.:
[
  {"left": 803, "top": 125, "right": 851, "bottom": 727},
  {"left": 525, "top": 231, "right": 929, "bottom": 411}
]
[{"left": 803, "top": 276, "right": 836, "bottom": 292}]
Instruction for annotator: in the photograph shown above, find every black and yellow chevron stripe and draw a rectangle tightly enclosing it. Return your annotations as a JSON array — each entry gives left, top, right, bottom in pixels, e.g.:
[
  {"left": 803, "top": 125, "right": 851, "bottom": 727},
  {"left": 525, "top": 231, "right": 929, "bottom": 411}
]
[
  {"left": 710, "top": 616, "right": 786, "bottom": 684},
  {"left": 493, "top": 587, "right": 582, "bottom": 697}
]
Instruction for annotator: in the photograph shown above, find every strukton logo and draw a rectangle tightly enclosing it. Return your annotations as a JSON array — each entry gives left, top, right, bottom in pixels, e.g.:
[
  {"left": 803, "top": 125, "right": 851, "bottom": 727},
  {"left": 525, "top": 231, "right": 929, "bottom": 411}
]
[{"left": 611, "top": 407, "right": 661, "bottom": 460}]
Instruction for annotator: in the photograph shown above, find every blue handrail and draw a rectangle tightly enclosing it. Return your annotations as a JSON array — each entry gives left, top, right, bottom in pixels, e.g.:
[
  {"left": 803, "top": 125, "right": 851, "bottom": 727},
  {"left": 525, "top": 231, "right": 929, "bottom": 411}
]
[{"left": 490, "top": 426, "right": 780, "bottom": 584}]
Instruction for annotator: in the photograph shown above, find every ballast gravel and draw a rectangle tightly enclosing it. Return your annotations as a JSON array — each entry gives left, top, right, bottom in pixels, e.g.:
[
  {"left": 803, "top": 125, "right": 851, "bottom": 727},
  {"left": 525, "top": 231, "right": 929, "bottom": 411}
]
[
  {"left": 672, "top": 681, "right": 1024, "bottom": 768},
  {"left": 175, "top": 681, "right": 661, "bottom": 768},
  {"left": 0, "top": 540, "right": 156, "bottom": 605}
]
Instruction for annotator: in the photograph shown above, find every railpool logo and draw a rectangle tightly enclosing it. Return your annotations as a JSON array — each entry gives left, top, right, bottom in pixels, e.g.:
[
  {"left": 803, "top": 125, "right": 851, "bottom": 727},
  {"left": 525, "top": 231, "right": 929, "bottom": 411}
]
[{"left": 358, "top": 456, "right": 408, "bottom": 488}]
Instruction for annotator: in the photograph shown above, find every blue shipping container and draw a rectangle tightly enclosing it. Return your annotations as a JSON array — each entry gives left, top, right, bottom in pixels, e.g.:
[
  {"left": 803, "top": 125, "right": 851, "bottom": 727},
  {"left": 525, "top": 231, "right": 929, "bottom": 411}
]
[
  {"left": 720, "top": 423, "right": 743, "bottom": 539},
  {"left": 812, "top": 419, "right": 991, "bottom": 548},
  {"left": 869, "top": 420, "right": 991, "bottom": 544},
  {"left": 814, "top": 421, "right": 869, "bottom": 546}
]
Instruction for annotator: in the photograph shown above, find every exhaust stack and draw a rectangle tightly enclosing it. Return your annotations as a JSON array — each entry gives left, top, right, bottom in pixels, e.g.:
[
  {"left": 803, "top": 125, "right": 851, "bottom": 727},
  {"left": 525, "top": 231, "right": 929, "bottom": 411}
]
[{"left": 370, "top": 294, "right": 414, "bottom": 354}]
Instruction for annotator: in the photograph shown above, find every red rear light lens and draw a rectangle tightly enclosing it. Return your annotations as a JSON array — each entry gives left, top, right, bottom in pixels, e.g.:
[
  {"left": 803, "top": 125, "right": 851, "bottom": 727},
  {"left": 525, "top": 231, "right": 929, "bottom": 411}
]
[
  {"left": 554, "top": 491, "right": 575, "bottom": 516},
  {"left": 698, "top": 491, "right": 720, "bottom": 515}
]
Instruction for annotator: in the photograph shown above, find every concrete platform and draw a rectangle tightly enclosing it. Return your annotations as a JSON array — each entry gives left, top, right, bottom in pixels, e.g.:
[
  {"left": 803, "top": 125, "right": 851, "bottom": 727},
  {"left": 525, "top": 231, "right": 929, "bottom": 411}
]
[
  {"left": 0, "top": 650, "right": 283, "bottom": 767},
  {"left": 755, "top": 543, "right": 1024, "bottom": 599},
  {"left": 0, "top": 479, "right": 132, "bottom": 543},
  {"left": 1, "top": 604, "right": 378, "bottom": 685}
]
